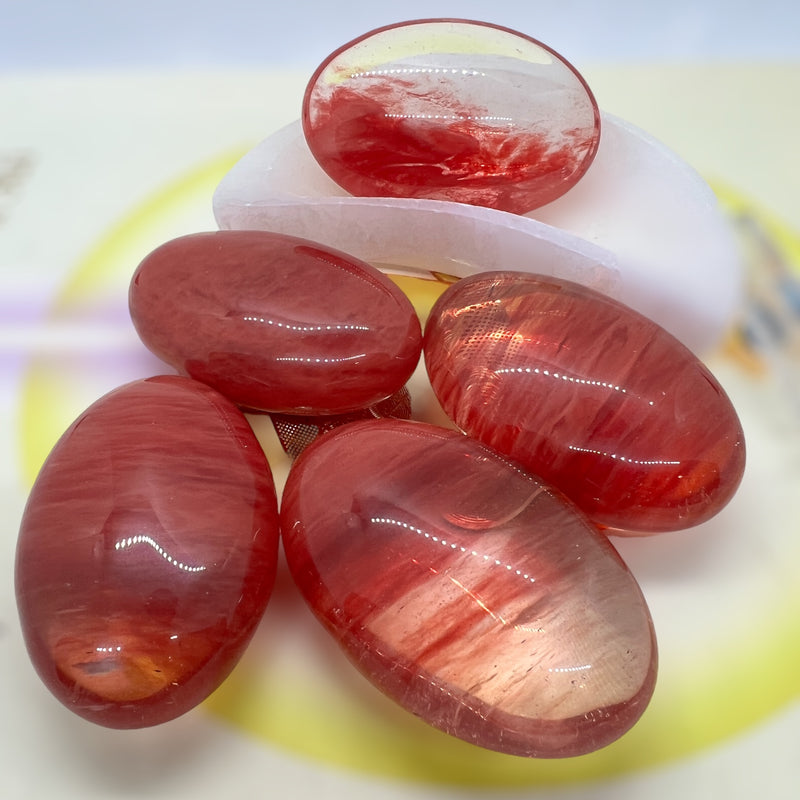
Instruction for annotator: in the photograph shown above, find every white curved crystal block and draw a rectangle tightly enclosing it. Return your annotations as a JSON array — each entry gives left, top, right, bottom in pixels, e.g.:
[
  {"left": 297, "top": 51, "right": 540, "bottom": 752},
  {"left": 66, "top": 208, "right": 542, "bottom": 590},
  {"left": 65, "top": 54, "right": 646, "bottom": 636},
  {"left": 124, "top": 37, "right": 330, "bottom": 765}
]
[
  {"left": 212, "top": 120, "right": 619, "bottom": 297},
  {"left": 213, "top": 115, "right": 742, "bottom": 355}
]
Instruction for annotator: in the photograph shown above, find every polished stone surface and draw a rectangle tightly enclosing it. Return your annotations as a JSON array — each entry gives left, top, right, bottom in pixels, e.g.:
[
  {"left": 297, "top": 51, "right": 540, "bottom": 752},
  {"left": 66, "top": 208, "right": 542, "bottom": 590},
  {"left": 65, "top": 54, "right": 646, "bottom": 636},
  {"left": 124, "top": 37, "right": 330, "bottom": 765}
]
[
  {"left": 424, "top": 272, "right": 746, "bottom": 533},
  {"left": 303, "top": 19, "right": 600, "bottom": 214},
  {"left": 129, "top": 230, "right": 422, "bottom": 414},
  {"left": 15, "top": 376, "right": 280, "bottom": 728},
  {"left": 281, "top": 419, "right": 656, "bottom": 757}
]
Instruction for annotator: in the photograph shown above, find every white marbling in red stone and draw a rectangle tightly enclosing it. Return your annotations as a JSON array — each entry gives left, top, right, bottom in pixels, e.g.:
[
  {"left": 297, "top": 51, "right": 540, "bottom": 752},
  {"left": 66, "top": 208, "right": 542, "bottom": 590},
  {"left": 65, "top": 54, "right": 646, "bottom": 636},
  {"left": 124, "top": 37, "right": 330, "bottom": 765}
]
[
  {"left": 303, "top": 19, "right": 600, "bottom": 214},
  {"left": 281, "top": 418, "right": 657, "bottom": 757}
]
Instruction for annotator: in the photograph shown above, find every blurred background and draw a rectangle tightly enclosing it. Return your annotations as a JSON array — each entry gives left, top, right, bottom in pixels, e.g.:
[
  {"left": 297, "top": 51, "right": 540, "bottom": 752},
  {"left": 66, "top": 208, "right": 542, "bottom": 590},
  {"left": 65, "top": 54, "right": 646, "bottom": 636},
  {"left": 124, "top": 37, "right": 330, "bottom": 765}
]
[
  {"left": 4, "top": 0, "right": 800, "bottom": 68},
  {"left": 2, "top": 2, "right": 799, "bottom": 798}
]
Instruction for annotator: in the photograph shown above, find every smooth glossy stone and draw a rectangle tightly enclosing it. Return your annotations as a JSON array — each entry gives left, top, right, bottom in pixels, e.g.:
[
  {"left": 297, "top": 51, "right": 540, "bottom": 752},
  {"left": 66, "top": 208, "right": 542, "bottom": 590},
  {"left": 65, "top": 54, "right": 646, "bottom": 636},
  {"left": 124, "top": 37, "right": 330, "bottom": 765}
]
[
  {"left": 302, "top": 19, "right": 600, "bottom": 214},
  {"left": 424, "top": 272, "right": 746, "bottom": 533},
  {"left": 15, "top": 376, "right": 280, "bottom": 728},
  {"left": 271, "top": 385, "right": 412, "bottom": 459},
  {"left": 129, "top": 230, "right": 422, "bottom": 414},
  {"left": 281, "top": 419, "right": 657, "bottom": 757}
]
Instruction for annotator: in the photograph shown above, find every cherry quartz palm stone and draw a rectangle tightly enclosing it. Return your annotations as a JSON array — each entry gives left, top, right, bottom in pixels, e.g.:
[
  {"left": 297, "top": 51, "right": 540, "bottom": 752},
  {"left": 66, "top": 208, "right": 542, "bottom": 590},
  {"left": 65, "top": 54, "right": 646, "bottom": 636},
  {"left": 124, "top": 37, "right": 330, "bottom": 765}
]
[
  {"left": 424, "top": 272, "right": 746, "bottom": 533},
  {"left": 281, "top": 419, "right": 657, "bottom": 758},
  {"left": 129, "top": 230, "right": 422, "bottom": 414},
  {"left": 15, "top": 376, "right": 280, "bottom": 728},
  {"left": 302, "top": 19, "right": 600, "bottom": 214}
]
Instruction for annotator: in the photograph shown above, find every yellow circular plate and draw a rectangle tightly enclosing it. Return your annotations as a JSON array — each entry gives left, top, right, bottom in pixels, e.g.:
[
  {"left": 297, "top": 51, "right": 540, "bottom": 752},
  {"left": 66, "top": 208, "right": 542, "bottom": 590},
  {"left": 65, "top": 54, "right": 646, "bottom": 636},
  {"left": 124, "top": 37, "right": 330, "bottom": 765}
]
[{"left": 17, "top": 156, "right": 800, "bottom": 788}]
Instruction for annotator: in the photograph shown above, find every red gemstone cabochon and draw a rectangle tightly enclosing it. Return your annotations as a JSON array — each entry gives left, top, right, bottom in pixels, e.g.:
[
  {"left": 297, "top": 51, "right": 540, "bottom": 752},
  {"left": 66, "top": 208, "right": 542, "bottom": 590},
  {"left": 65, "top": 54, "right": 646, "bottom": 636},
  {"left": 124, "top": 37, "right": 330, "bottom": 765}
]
[
  {"left": 281, "top": 418, "right": 656, "bottom": 757},
  {"left": 302, "top": 19, "right": 600, "bottom": 214},
  {"left": 129, "top": 230, "right": 422, "bottom": 414},
  {"left": 15, "top": 376, "right": 280, "bottom": 728},
  {"left": 424, "top": 271, "right": 746, "bottom": 533}
]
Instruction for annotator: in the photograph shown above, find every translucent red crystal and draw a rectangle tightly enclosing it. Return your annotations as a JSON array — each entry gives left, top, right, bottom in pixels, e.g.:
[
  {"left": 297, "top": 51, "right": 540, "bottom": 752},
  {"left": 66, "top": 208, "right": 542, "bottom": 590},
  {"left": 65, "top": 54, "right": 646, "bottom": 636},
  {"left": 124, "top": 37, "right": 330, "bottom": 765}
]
[
  {"left": 424, "top": 271, "right": 746, "bottom": 533},
  {"left": 15, "top": 376, "right": 280, "bottom": 728},
  {"left": 281, "top": 419, "right": 657, "bottom": 757},
  {"left": 302, "top": 19, "right": 600, "bottom": 214},
  {"left": 129, "top": 230, "right": 422, "bottom": 414}
]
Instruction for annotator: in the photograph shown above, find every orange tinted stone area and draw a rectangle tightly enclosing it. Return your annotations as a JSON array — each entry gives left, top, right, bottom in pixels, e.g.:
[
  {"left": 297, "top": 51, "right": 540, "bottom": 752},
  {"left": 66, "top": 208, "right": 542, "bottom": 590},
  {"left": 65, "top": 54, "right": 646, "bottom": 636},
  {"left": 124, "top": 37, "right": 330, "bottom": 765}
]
[
  {"left": 302, "top": 19, "right": 600, "bottom": 214},
  {"left": 281, "top": 419, "right": 657, "bottom": 757},
  {"left": 424, "top": 271, "right": 746, "bottom": 533},
  {"left": 15, "top": 376, "right": 280, "bottom": 728},
  {"left": 129, "top": 231, "right": 422, "bottom": 414}
]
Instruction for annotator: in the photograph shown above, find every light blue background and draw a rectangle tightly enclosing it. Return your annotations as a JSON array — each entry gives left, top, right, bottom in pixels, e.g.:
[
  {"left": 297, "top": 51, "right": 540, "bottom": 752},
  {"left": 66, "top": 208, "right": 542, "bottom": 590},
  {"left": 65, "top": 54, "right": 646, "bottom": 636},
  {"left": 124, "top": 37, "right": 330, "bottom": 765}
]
[{"left": 3, "top": 0, "right": 799, "bottom": 70}]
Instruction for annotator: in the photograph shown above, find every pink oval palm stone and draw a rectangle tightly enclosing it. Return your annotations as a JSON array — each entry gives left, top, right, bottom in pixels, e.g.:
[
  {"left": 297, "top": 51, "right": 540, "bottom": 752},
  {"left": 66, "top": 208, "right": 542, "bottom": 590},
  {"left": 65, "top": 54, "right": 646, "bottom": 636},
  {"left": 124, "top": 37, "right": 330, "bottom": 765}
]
[
  {"left": 303, "top": 19, "right": 600, "bottom": 214},
  {"left": 281, "top": 419, "right": 657, "bottom": 757},
  {"left": 129, "top": 230, "right": 422, "bottom": 414},
  {"left": 15, "top": 376, "right": 280, "bottom": 728},
  {"left": 424, "top": 271, "right": 746, "bottom": 533}
]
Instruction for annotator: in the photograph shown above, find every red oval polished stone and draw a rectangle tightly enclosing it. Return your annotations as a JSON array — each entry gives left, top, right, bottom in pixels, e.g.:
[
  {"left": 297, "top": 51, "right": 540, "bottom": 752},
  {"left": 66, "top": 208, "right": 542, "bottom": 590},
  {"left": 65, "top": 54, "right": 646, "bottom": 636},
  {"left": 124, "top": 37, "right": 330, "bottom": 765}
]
[
  {"left": 15, "top": 376, "right": 280, "bottom": 728},
  {"left": 281, "top": 419, "right": 657, "bottom": 757},
  {"left": 424, "top": 271, "right": 746, "bottom": 533},
  {"left": 129, "top": 230, "right": 422, "bottom": 414},
  {"left": 302, "top": 19, "right": 600, "bottom": 214}
]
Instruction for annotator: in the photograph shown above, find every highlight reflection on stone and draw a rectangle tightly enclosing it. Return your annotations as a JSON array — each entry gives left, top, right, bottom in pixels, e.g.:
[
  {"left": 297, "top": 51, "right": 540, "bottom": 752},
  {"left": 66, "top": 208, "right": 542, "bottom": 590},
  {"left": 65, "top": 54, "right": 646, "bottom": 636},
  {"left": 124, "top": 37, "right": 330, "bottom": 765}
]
[
  {"left": 281, "top": 419, "right": 657, "bottom": 757},
  {"left": 15, "top": 376, "right": 280, "bottom": 728},
  {"left": 129, "top": 230, "right": 422, "bottom": 414},
  {"left": 424, "top": 271, "right": 746, "bottom": 533},
  {"left": 303, "top": 19, "right": 600, "bottom": 214}
]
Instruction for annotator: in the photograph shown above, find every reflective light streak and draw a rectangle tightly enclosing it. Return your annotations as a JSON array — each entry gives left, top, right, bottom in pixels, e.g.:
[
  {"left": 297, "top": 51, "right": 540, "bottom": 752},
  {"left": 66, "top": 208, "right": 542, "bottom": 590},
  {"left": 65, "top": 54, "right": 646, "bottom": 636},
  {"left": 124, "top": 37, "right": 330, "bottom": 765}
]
[
  {"left": 350, "top": 67, "right": 486, "bottom": 79},
  {"left": 384, "top": 113, "right": 514, "bottom": 123},
  {"left": 275, "top": 353, "right": 366, "bottom": 364},
  {"left": 448, "top": 575, "right": 510, "bottom": 625},
  {"left": 241, "top": 315, "right": 369, "bottom": 333},
  {"left": 452, "top": 299, "right": 503, "bottom": 316},
  {"left": 549, "top": 664, "right": 592, "bottom": 673},
  {"left": 495, "top": 365, "right": 635, "bottom": 397},
  {"left": 115, "top": 535, "right": 206, "bottom": 572},
  {"left": 369, "top": 516, "right": 536, "bottom": 583},
  {"left": 568, "top": 444, "right": 681, "bottom": 466}
]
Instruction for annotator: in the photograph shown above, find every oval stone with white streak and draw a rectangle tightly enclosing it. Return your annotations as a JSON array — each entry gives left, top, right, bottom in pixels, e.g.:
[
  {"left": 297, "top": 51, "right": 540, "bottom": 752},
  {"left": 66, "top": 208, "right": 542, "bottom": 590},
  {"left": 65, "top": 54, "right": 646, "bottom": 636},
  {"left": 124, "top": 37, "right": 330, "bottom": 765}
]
[{"left": 280, "top": 419, "right": 656, "bottom": 757}]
